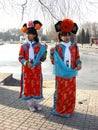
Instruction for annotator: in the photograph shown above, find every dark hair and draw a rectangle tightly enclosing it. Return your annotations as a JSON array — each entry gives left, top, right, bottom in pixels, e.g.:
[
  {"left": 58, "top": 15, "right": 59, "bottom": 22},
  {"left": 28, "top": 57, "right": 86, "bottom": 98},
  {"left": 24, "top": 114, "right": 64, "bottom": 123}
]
[
  {"left": 58, "top": 32, "right": 71, "bottom": 42},
  {"left": 26, "top": 27, "right": 39, "bottom": 42}
]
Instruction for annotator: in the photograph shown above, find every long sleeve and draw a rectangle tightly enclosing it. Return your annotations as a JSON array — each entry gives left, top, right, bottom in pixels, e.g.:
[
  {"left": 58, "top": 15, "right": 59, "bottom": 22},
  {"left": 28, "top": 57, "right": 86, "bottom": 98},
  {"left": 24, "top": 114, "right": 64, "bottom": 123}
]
[
  {"left": 40, "top": 51, "right": 47, "bottom": 62},
  {"left": 18, "top": 45, "right": 27, "bottom": 65},
  {"left": 50, "top": 45, "right": 63, "bottom": 64}
]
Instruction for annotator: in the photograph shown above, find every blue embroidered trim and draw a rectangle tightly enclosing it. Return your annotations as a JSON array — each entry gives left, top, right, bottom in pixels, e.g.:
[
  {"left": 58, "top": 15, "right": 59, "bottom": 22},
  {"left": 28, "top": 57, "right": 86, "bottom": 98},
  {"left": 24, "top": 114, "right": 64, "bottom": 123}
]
[
  {"left": 21, "top": 73, "right": 24, "bottom": 96},
  {"left": 51, "top": 108, "right": 71, "bottom": 118},
  {"left": 22, "top": 95, "right": 43, "bottom": 100},
  {"left": 21, "top": 59, "right": 26, "bottom": 64},
  {"left": 19, "top": 56, "right": 24, "bottom": 58}
]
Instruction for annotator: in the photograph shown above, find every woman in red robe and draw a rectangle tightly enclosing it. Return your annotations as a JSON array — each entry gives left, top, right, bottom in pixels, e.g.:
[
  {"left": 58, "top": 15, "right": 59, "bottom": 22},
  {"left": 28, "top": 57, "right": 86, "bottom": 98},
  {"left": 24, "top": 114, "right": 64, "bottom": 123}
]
[
  {"left": 50, "top": 19, "right": 82, "bottom": 117},
  {"left": 18, "top": 20, "right": 47, "bottom": 112}
]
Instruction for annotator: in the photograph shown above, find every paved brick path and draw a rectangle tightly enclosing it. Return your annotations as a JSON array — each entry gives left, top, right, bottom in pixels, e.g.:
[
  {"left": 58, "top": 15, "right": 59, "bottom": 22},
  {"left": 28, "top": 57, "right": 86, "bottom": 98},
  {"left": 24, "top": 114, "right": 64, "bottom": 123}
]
[{"left": 0, "top": 83, "right": 98, "bottom": 130}]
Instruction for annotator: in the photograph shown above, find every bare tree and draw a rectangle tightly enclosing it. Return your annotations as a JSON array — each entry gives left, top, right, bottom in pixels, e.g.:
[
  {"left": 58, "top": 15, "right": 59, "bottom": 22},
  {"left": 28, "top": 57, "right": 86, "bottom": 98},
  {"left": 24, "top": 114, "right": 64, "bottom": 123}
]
[
  {"left": 81, "top": 22, "right": 98, "bottom": 37},
  {"left": 38, "top": 0, "right": 98, "bottom": 21},
  {"left": 1, "top": 0, "right": 98, "bottom": 19},
  {"left": 0, "top": 0, "right": 98, "bottom": 28}
]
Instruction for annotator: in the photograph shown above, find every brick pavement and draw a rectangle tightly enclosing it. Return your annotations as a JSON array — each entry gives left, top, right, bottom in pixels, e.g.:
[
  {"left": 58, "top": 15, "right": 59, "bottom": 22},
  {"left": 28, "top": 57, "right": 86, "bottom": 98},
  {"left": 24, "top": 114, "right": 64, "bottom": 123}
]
[{"left": 0, "top": 83, "right": 98, "bottom": 130}]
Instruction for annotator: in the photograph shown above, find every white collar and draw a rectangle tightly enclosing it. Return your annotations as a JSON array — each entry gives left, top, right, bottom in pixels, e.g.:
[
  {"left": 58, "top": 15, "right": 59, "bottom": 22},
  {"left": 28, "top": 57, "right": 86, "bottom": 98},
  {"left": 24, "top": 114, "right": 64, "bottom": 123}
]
[
  {"left": 61, "top": 41, "right": 71, "bottom": 48},
  {"left": 28, "top": 41, "right": 35, "bottom": 61},
  {"left": 61, "top": 41, "right": 71, "bottom": 68},
  {"left": 28, "top": 41, "right": 35, "bottom": 45}
]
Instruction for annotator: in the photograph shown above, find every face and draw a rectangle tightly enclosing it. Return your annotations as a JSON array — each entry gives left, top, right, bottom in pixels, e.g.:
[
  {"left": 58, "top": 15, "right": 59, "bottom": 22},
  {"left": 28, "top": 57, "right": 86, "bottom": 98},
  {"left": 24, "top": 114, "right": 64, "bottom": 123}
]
[
  {"left": 27, "top": 33, "right": 36, "bottom": 41},
  {"left": 60, "top": 33, "right": 71, "bottom": 43}
]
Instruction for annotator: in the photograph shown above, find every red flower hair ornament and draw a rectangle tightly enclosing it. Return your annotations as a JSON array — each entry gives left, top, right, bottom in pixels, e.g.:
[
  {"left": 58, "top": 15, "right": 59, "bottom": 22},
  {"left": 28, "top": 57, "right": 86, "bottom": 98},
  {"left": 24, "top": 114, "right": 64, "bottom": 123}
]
[
  {"left": 21, "top": 20, "right": 42, "bottom": 33},
  {"left": 55, "top": 18, "right": 78, "bottom": 34}
]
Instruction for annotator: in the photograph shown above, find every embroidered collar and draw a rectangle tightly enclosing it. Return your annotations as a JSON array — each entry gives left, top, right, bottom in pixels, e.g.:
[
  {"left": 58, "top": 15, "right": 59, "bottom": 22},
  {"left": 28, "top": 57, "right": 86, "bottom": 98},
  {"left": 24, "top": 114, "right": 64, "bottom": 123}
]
[
  {"left": 61, "top": 41, "right": 71, "bottom": 48},
  {"left": 27, "top": 41, "right": 38, "bottom": 47}
]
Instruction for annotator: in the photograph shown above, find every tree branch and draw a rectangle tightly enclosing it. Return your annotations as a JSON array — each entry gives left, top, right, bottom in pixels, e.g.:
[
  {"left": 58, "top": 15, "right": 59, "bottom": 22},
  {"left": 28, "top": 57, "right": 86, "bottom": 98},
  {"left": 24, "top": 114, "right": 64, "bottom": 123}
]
[{"left": 38, "top": 0, "right": 60, "bottom": 21}]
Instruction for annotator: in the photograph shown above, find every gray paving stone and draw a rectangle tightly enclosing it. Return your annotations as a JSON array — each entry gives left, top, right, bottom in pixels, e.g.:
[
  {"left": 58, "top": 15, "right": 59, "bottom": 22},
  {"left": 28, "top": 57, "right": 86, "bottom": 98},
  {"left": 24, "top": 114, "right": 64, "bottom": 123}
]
[{"left": 0, "top": 85, "right": 98, "bottom": 130}]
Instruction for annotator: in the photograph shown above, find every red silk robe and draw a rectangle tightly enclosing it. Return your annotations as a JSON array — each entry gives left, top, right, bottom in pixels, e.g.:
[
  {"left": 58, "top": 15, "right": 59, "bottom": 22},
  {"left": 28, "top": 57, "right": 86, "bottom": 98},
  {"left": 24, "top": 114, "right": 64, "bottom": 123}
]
[
  {"left": 50, "top": 43, "right": 81, "bottom": 117},
  {"left": 18, "top": 42, "right": 47, "bottom": 100}
]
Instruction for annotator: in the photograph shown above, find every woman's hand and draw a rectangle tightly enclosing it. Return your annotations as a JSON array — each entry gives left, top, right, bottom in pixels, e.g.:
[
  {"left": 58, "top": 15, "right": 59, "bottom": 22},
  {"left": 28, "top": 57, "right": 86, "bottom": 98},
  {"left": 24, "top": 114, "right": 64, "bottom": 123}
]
[
  {"left": 44, "top": 44, "right": 48, "bottom": 48},
  {"left": 50, "top": 47, "right": 55, "bottom": 53},
  {"left": 77, "top": 63, "right": 82, "bottom": 70},
  {"left": 27, "top": 62, "right": 32, "bottom": 68}
]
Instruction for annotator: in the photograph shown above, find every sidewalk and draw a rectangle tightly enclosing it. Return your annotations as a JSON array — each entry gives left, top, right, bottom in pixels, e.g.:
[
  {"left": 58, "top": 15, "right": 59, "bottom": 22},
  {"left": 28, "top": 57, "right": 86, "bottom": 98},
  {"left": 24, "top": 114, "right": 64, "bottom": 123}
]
[{"left": 0, "top": 82, "right": 98, "bottom": 130}]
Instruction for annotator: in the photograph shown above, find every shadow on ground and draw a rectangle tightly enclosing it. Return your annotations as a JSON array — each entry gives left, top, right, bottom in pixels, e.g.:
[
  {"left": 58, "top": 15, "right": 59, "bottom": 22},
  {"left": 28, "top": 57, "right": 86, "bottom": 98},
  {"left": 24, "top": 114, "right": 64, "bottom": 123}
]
[
  {"left": 4, "top": 77, "right": 20, "bottom": 86},
  {"left": 0, "top": 86, "right": 98, "bottom": 129}
]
